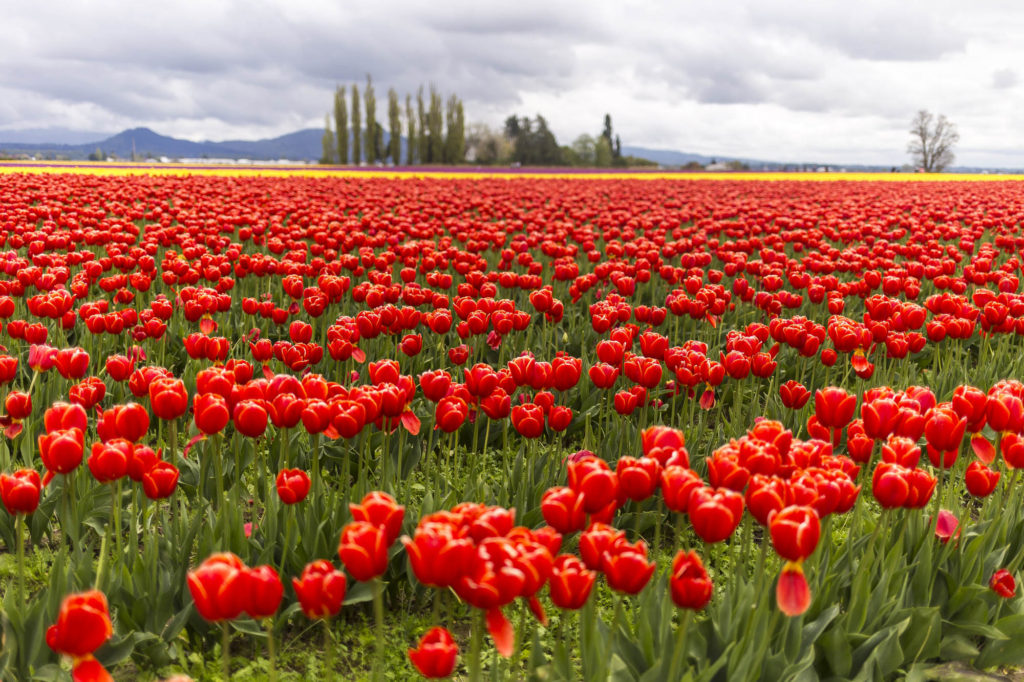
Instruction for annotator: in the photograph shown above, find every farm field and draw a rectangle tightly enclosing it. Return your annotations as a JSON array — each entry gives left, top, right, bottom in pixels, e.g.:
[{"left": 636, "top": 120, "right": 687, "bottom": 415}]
[{"left": 1, "top": 168, "right": 1024, "bottom": 681}]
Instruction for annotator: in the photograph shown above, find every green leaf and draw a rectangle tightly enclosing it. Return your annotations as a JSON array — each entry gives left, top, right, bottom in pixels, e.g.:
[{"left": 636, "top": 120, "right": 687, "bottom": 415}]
[{"left": 899, "top": 606, "right": 941, "bottom": 665}]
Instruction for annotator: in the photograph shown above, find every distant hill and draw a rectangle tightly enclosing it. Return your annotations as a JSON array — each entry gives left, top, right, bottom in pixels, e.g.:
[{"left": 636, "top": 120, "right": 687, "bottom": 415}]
[
  {"left": 621, "top": 146, "right": 714, "bottom": 166},
  {"left": 0, "top": 127, "right": 331, "bottom": 161}
]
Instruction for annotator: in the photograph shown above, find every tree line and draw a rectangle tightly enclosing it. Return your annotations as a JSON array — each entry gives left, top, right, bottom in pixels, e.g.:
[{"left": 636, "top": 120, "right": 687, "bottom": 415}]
[
  {"left": 467, "top": 113, "right": 654, "bottom": 168},
  {"left": 321, "top": 76, "right": 465, "bottom": 166}
]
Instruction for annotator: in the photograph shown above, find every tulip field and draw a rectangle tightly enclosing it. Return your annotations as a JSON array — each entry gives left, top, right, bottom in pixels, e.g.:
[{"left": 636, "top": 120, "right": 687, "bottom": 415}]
[{"left": 4, "top": 168, "right": 1024, "bottom": 681}]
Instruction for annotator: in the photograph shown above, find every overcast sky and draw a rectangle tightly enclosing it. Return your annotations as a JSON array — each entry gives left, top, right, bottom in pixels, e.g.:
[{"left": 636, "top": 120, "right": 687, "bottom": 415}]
[{"left": 3, "top": 0, "right": 1024, "bottom": 167}]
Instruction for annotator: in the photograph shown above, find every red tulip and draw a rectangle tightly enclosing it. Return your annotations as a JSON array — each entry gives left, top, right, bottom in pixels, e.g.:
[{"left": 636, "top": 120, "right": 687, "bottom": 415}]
[
  {"left": 402, "top": 523, "right": 475, "bottom": 588},
  {"left": 991, "top": 569, "right": 1016, "bottom": 598},
  {"left": 964, "top": 461, "right": 1000, "bottom": 498},
  {"left": 292, "top": 559, "right": 347, "bottom": 619},
  {"left": 233, "top": 399, "right": 268, "bottom": 438},
  {"left": 54, "top": 347, "right": 90, "bottom": 379},
  {"left": 46, "top": 589, "right": 113, "bottom": 658},
  {"left": 669, "top": 550, "right": 713, "bottom": 610},
  {"left": 186, "top": 552, "right": 248, "bottom": 622},
  {"left": 39, "top": 428, "right": 85, "bottom": 476},
  {"left": 615, "top": 456, "right": 661, "bottom": 502},
  {"left": 924, "top": 406, "right": 966, "bottom": 468},
  {"left": 435, "top": 395, "right": 468, "bottom": 433},
  {"left": 44, "top": 402, "right": 88, "bottom": 433},
  {"left": 142, "top": 461, "right": 179, "bottom": 500},
  {"left": 776, "top": 564, "right": 811, "bottom": 616},
  {"left": 511, "top": 403, "right": 544, "bottom": 438},
  {"left": 579, "top": 523, "right": 626, "bottom": 571},
  {"left": 87, "top": 439, "right": 132, "bottom": 483},
  {"left": 588, "top": 362, "right": 619, "bottom": 389},
  {"left": 408, "top": 626, "right": 458, "bottom": 679},
  {"left": 541, "top": 486, "right": 587, "bottom": 534},
  {"left": 338, "top": 521, "right": 390, "bottom": 582},
  {"left": 194, "top": 393, "right": 230, "bottom": 435},
  {"left": 0, "top": 469, "right": 41, "bottom": 515},
  {"left": 871, "top": 462, "right": 910, "bottom": 508},
  {"left": 779, "top": 380, "right": 811, "bottom": 409},
  {"left": 769, "top": 506, "right": 820, "bottom": 562},
  {"left": 548, "top": 554, "right": 595, "bottom": 610},
  {"left": 688, "top": 487, "right": 744, "bottom": 543},
  {"left": 105, "top": 354, "right": 135, "bottom": 382},
  {"left": 5, "top": 391, "right": 31, "bottom": 420},
  {"left": 814, "top": 387, "right": 856, "bottom": 430},
  {"left": 602, "top": 542, "right": 656, "bottom": 594},
  {"left": 568, "top": 456, "right": 620, "bottom": 513},
  {"left": 349, "top": 491, "right": 405, "bottom": 544},
  {"left": 149, "top": 377, "right": 188, "bottom": 421},
  {"left": 244, "top": 565, "right": 283, "bottom": 619},
  {"left": 276, "top": 468, "right": 311, "bottom": 504},
  {"left": 660, "top": 466, "right": 703, "bottom": 513}
]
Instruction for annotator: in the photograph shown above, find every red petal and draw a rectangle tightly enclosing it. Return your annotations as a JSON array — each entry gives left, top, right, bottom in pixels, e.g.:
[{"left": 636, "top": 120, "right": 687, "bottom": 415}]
[
  {"left": 851, "top": 353, "right": 869, "bottom": 372},
  {"left": 401, "top": 410, "right": 421, "bottom": 436},
  {"left": 972, "top": 435, "right": 996, "bottom": 465},
  {"left": 699, "top": 389, "right": 715, "bottom": 410},
  {"left": 705, "top": 314, "right": 718, "bottom": 329},
  {"left": 72, "top": 657, "right": 113, "bottom": 682},
  {"left": 351, "top": 348, "right": 367, "bottom": 363},
  {"left": 486, "top": 607, "right": 515, "bottom": 658},
  {"left": 183, "top": 434, "right": 206, "bottom": 458},
  {"left": 199, "top": 317, "right": 217, "bottom": 335},
  {"left": 323, "top": 425, "right": 341, "bottom": 440},
  {"left": 527, "top": 596, "right": 547, "bottom": 626},
  {"left": 262, "top": 363, "right": 275, "bottom": 380},
  {"left": 42, "top": 470, "right": 55, "bottom": 487},
  {"left": 776, "top": 565, "right": 811, "bottom": 617},
  {"left": 4, "top": 422, "right": 23, "bottom": 439}
]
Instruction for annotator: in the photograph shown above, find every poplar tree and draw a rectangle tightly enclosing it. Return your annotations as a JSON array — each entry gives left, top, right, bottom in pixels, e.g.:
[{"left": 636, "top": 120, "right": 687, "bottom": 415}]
[
  {"left": 334, "top": 85, "right": 348, "bottom": 164},
  {"left": 405, "top": 93, "right": 416, "bottom": 165},
  {"left": 445, "top": 95, "right": 465, "bottom": 164},
  {"left": 364, "top": 75, "right": 377, "bottom": 164},
  {"left": 321, "top": 115, "right": 336, "bottom": 164},
  {"left": 417, "top": 87, "right": 428, "bottom": 164},
  {"left": 351, "top": 83, "right": 361, "bottom": 164},
  {"left": 388, "top": 88, "right": 401, "bottom": 166},
  {"left": 427, "top": 85, "right": 443, "bottom": 163}
]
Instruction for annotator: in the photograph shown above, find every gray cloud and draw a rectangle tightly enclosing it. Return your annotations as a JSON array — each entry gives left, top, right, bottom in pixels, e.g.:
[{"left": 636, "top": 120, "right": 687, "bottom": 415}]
[
  {"left": 2, "top": 1, "right": 1024, "bottom": 166},
  {"left": 993, "top": 68, "right": 1019, "bottom": 89}
]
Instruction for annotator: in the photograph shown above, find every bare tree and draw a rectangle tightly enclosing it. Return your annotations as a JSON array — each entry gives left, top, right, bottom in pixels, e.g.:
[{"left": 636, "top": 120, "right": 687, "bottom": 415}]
[{"left": 907, "top": 110, "right": 959, "bottom": 172}]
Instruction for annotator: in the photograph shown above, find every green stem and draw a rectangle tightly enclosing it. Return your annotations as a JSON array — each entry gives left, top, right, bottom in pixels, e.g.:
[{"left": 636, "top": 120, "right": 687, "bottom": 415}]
[
  {"left": 94, "top": 522, "right": 110, "bottom": 589},
  {"left": 373, "top": 578, "right": 385, "bottom": 682},
  {"left": 322, "top": 619, "right": 335, "bottom": 681},
  {"left": 266, "top": 619, "right": 277, "bottom": 682},
  {"left": 15, "top": 513, "right": 25, "bottom": 604},
  {"left": 113, "top": 479, "right": 123, "bottom": 561},
  {"left": 667, "top": 609, "right": 691, "bottom": 680},
  {"left": 221, "top": 622, "right": 231, "bottom": 681},
  {"left": 469, "top": 608, "right": 484, "bottom": 682}
]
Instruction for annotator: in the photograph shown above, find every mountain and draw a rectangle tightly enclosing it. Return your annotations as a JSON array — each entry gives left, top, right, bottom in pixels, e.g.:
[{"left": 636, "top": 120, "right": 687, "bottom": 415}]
[
  {"left": 621, "top": 146, "right": 714, "bottom": 166},
  {"left": 0, "top": 127, "right": 329, "bottom": 161}
]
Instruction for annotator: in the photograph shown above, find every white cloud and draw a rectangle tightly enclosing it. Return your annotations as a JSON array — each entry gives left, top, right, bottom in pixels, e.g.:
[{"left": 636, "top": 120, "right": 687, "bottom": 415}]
[{"left": 2, "top": 1, "right": 1024, "bottom": 166}]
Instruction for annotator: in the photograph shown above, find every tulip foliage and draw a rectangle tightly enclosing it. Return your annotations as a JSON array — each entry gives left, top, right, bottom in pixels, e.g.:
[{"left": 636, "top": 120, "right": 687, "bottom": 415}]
[{"left": 1, "top": 171, "right": 1024, "bottom": 679}]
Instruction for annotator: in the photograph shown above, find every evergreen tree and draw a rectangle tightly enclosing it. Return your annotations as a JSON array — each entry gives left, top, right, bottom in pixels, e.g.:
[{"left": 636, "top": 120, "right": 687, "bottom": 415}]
[
  {"left": 321, "top": 115, "right": 336, "bottom": 164},
  {"left": 351, "top": 83, "right": 361, "bottom": 164},
  {"left": 334, "top": 85, "right": 348, "bottom": 164},
  {"left": 364, "top": 75, "right": 376, "bottom": 164},
  {"left": 444, "top": 95, "right": 465, "bottom": 164},
  {"left": 602, "top": 114, "right": 613, "bottom": 147},
  {"left": 388, "top": 88, "right": 401, "bottom": 166},
  {"left": 405, "top": 93, "right": 416, "bottom": 165},
  {"left": 417, "top": 87, "right": 428, "bottom": 165},
  {"left": 373, "top": 121, "right": 385, "bottom": 163},
  {"left": 427, "top": 85, "right": 444, "bottom": 163}
]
